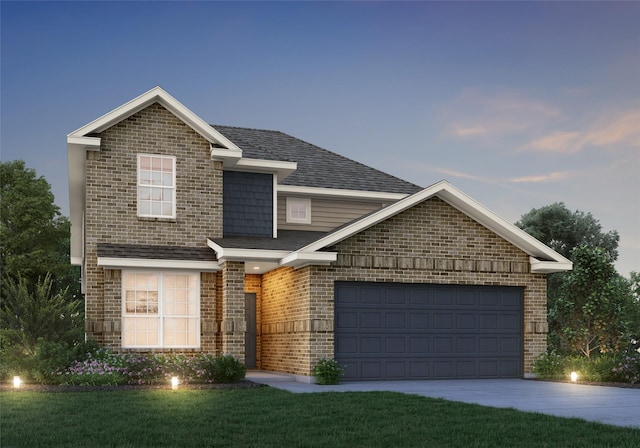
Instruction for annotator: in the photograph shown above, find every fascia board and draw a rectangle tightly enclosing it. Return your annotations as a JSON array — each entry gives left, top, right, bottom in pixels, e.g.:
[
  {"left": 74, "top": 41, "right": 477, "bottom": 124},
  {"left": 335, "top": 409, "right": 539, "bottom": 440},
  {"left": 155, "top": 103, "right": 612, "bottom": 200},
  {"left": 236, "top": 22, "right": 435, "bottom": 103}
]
[
  {"left": 67, "top": 135, "right": 101, "bottom": 149},
  {"left": 530, "top": 257, "right": 573, "bottom": 273},
  {"left": 68, "top": 87, "right": 241, "bottom": 152},
  {"left": 206, "top": 239, "right": 288, "bottom": 261},
  {"left": 280, "top": 251, "right": 337, "bottom": 267},
  {"left": 97, "top": 257, "right": 221, "bottom": 271},
  {"left": 231, "top": 158, "right": 298, "bottom": 181},
  {"left": 67, "top": 146, "right": 86, "bottom": 263},
  {"left": 277, "top": 185, "right": 408, "bottom": 202}
]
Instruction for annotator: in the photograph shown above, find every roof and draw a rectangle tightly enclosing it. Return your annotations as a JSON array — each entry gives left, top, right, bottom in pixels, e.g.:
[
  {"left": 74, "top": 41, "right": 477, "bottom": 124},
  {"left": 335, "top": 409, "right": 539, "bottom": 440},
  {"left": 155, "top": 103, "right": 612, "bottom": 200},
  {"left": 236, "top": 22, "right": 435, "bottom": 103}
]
[
  {"left": 210, "top": 230, "right": 328, "bottom": 251},
  {"left": 214, "top": 125, "right": 422, "bottom": 195},
  {"left": 281, "top": 180, "right": 573, "bottom": 273},
  {"left": 97, "top": 244, "right": 217, "bottom": 261}
]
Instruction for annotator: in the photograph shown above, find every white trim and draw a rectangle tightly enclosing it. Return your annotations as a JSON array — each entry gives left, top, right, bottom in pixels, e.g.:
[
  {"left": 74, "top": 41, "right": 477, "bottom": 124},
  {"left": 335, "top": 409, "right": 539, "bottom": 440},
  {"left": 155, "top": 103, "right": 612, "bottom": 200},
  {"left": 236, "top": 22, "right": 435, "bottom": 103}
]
[
  {"left": 291, "top": 180, "right": 572, "bottom": 271},
  {"left": 207, "top": 239, "right": 289, "bottom": 262},
  {"left": 278, "top": 185, "right": 409, "bottom": 201},
  {"left": 67, "top": 135, "right": 101, "bottom": 150},
  {"left": 121, "top": 270, "right": 201, "bottom": 349},
  {"left": 530, "top": 257, "right": 573, "bottom": 273},
  {"left": 280, "top": 251, "right": 337, "bottom": 268},
  {"left": 273, "top": 174, "right": 278, "bottom": 238},
  {"left": 68, "top": 86, "right": 241, "bottom": 153},
  {"left": 286, "top": 197, "right": 311, "bottom": 224},
  {"left": 229, "top": 158, "right": 297, "bottom": 181},
  {"left": 137, "top": 154, "right": 177, "bottom": 219},
  {"left": 98, "top": 257, "right": 220, "bottom": 271}
]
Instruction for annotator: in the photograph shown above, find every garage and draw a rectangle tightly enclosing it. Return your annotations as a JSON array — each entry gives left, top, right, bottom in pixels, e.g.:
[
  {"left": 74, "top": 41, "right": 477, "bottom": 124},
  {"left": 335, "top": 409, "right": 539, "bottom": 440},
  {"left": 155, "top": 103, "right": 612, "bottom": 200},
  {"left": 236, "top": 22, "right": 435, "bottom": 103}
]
[{"left": 334, "top": 282, "right": 523, "bottom": 381}]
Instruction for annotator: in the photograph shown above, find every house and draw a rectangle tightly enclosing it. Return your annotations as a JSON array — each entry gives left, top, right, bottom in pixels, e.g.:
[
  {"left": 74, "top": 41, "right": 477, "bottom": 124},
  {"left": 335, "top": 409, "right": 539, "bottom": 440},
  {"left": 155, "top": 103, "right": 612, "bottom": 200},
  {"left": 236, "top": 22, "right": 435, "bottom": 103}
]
[{"left": 67, "top": 87, "right": 572, "bottom": 382}]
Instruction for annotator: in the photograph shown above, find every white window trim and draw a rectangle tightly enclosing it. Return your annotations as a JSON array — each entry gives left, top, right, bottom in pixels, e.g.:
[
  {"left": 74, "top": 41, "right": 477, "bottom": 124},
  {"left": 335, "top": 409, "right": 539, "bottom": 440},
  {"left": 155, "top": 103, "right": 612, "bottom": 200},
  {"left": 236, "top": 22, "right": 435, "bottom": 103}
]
[
  {"left": 286, "top": 197, "right": 311, "bottom": 224},
  {"left": 137, "top": 154, "right": 177, "bottom": 219},
  {"left": 122, "top": 270, "right": 200, "bottom": 349}
]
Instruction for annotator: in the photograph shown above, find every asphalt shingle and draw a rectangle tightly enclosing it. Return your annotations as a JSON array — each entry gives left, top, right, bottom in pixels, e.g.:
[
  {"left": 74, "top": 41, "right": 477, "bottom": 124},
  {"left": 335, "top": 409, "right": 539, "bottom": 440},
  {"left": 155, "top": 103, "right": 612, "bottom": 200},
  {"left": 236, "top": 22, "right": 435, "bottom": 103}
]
[
  {"left": 213, "top": 125, "right": 422, "bottom": 195},
  {"left": 97, "top": 244, "right": 217, "bottom": 261}
]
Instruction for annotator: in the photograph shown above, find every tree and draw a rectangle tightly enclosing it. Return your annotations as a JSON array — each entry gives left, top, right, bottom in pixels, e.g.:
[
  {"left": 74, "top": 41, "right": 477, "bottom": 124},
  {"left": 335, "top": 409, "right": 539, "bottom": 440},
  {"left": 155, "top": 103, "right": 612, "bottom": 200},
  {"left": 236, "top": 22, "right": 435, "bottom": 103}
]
[
  {"left": 0, "top": 274, "right": 83, "bottom": 356},
  {"left": 516, "top": 202, "right": 619, "bottom": 260},
  {"left": 553, "top": 246, "right": 633, "bottom": 357},
  {"left": 0, "top": 160, "right": 80, "bottom": 297}
]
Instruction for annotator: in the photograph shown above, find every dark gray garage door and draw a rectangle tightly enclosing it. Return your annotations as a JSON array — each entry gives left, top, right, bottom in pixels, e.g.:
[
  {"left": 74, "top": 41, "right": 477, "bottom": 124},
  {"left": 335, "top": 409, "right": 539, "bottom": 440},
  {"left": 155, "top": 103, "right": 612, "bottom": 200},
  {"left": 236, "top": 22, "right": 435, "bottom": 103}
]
[{"left": 335, "top": 282, "right": 523, "bottom": 381}]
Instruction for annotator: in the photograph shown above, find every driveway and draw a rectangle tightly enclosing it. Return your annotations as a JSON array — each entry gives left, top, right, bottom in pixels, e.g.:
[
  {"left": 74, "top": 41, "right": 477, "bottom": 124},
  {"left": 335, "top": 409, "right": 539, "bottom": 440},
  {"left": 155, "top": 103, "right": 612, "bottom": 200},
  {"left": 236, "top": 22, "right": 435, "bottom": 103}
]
[{"left": 246, "top": 371, "right": 640, "bottom": 428}]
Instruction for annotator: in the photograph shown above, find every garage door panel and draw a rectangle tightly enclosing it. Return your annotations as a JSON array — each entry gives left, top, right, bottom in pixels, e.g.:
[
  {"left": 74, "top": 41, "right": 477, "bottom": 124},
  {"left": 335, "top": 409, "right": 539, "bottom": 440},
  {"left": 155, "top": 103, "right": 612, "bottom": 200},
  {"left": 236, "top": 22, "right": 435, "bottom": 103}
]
[{"left": 335, "top": 282, "right": 523, "bottom": 381}]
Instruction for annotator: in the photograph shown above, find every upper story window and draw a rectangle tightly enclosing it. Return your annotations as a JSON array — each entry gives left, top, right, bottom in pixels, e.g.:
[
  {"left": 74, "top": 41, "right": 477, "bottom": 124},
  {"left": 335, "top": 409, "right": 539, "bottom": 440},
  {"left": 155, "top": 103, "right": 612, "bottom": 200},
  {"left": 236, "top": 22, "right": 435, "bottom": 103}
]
[
  {"left": 286, "top": 197, "right": 311, "bottom": 224},
  {"left": 137, "top": 154, "right": 176, "bottom": 218}
]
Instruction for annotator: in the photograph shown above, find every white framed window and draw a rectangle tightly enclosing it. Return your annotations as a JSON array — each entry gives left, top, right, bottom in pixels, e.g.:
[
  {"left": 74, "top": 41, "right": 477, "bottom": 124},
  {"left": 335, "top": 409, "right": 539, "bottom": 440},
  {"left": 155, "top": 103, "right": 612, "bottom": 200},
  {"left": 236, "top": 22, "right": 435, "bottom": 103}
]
[
  {"left": 122, "top": 271, "right": 200, "bottom": 349},
  {"left": 137, "top": 154, "right": 176, "bottom": 218},
  {"left": 286, "top": 197, "right": 311, "bottom": 224}
]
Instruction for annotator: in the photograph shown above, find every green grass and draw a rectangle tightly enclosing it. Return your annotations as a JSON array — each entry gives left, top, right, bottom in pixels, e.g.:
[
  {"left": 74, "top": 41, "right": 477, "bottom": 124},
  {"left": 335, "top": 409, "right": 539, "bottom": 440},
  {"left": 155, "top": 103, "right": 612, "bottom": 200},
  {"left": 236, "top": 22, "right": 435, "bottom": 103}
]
[{"left": 2, "top": 388, "right": 639, "bottom": 447}]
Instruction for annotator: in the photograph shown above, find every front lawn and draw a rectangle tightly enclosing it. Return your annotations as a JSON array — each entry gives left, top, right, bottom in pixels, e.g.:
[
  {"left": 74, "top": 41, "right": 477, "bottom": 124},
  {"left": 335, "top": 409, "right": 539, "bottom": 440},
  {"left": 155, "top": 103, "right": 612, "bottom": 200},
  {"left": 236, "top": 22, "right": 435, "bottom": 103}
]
[{"left": 2, "top": 388, "right": 639, "bottom": 447}]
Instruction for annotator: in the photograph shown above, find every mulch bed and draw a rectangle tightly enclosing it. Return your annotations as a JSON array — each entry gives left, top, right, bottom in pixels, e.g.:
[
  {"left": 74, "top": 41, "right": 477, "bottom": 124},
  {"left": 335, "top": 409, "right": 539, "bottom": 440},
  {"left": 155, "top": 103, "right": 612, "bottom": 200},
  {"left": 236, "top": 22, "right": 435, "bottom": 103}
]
[
  {"left": 529, "top": 378, "right": 640, "bottom": 389},
  {"left": 0, "top": 380, "right": 265, "bottom": 393}
]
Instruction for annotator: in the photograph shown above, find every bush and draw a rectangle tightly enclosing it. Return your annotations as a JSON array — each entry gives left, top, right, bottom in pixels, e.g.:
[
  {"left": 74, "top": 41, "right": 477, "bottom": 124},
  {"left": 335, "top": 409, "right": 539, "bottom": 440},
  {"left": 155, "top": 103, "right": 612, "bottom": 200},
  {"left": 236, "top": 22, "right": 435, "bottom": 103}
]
[
  {"left": 312, "top": 358, "right": 344, "bottom": 385},
  {"left": 534, "top": 351, "right": 623, "bottom": 382},
  {"left": 533, "top": 351, "right": 563, "bottom": 378},
  {"left": 204, "top": 354, "right": 246, "bottom": 383},
  {"left": 611, "top": 350, "right": 640, "bottom": 384}
]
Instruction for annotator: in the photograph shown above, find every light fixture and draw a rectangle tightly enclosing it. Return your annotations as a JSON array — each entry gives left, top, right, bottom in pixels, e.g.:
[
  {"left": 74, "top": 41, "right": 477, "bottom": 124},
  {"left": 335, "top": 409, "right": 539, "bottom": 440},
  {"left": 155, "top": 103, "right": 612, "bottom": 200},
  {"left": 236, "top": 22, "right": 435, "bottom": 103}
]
[
  {"left": 13, "top": 376, "right": 22, "bottom": 388},
  {"left": 570, "top": 371, "right": 578, "bottom": 383},
  {"left": 253, "top": 266, "right": 260, "bottom": 270},
  {"left": 171, "top": 376, "right": 179, "bottom": 390}
]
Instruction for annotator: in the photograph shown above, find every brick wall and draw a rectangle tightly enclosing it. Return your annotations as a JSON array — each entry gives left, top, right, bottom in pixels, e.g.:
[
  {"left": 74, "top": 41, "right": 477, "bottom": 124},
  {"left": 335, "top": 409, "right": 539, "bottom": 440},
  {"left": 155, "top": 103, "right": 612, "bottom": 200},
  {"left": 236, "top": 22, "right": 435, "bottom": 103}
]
[
  {"left": 258, "top": 197, "right": 547, "bottom": 377},
  {"left": 84, "top": 102, "right": 223, "bottom": 349}
]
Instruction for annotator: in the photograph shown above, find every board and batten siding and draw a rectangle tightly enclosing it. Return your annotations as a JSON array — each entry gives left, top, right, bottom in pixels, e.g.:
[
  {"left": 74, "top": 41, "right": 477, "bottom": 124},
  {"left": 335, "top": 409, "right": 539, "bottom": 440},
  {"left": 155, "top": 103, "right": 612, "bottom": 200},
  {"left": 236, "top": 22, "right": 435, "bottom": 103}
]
[{"left": 277, "top": 196, "right": 385, "bottom": 232}]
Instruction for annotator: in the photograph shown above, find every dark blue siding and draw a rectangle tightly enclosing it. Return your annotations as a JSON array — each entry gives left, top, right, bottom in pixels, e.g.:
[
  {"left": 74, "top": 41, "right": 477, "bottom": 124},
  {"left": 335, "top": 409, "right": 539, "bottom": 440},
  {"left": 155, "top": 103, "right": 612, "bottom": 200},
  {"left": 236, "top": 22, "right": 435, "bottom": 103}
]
[{"left": 223, "top": 171, "right": 273, "bottom": 237}]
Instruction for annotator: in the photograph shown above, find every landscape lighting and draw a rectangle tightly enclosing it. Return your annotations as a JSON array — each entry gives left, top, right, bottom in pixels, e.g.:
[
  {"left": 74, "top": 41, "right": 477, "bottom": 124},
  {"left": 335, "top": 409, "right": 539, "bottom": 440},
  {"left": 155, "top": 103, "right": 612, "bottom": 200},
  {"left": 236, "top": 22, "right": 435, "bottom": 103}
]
[
  {"left": 570, "top": 371, "right": 578, "bottom": 383},
  {"left": 171, "top": 376, "right": 179, "bottom": 390},
  {"left": 13, "top": 376, "right": 22, "bottom": 388}
]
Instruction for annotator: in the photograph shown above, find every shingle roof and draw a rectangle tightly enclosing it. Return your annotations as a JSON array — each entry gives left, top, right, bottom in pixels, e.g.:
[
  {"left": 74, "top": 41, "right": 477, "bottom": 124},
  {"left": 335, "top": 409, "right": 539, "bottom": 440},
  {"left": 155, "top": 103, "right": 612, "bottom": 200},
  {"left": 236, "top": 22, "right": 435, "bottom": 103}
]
[
  {"left": 210, "top": 230, "right": 328, "bottom": 251},
  {"left": 213, "top": 125, "right": 422, "bottom": 195},
  {"left": 97, "top": 244, "right": 217, "bottom": 261}
]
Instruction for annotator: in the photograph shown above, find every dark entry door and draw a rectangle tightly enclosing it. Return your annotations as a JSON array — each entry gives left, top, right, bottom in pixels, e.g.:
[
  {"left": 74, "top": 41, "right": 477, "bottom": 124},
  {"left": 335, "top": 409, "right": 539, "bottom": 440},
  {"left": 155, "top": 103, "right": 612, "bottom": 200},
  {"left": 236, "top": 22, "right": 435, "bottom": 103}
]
[
  {"left": 245, "top": 293, "right": 257, "bottom": 368},
  {"left": 335, "top": 282, "right": 523, "bottom": 381}
]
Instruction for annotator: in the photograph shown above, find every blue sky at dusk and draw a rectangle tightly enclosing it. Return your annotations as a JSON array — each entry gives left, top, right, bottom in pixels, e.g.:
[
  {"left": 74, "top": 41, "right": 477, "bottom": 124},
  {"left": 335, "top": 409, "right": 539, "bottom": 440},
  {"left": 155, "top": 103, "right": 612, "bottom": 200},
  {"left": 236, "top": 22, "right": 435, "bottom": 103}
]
[{"left": 2, "top": 1, "right": 638, "bottom": 275}]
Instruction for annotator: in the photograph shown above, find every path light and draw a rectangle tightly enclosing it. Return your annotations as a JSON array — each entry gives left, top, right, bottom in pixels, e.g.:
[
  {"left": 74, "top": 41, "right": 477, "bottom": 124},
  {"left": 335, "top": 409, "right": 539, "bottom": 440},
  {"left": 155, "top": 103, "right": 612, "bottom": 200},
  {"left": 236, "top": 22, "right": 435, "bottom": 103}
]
[
  {"left": 13, "top": 376, "right": 22, "bottom": 388},
  {"left": 570, "top": 371, "right": 578, "bottom": 383},
  {"left": 171, "top": 376, "right": 179, "bottom": 390}
]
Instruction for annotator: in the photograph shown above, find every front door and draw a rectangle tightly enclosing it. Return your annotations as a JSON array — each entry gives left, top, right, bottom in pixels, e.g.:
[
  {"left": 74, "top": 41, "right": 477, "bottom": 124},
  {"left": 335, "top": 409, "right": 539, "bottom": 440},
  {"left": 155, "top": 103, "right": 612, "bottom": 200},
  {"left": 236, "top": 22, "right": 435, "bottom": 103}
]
[{"left": 244, "top": 293, "right": 257, "bottom": 368}]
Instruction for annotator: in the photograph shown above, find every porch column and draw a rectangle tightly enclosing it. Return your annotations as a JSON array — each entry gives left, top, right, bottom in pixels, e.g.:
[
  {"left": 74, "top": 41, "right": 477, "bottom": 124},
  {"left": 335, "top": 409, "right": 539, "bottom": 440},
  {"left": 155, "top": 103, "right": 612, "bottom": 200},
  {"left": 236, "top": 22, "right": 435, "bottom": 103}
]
[{"left": 220, "top": 260, "right": 246, "bottom": 361}]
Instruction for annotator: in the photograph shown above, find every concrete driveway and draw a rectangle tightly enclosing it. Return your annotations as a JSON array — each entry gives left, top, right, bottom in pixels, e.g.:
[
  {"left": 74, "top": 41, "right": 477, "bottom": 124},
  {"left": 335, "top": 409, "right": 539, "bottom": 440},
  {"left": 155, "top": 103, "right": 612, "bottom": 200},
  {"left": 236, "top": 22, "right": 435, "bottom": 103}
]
[{"left": 246, "top": 371, "right": 640, "bottom": 428}]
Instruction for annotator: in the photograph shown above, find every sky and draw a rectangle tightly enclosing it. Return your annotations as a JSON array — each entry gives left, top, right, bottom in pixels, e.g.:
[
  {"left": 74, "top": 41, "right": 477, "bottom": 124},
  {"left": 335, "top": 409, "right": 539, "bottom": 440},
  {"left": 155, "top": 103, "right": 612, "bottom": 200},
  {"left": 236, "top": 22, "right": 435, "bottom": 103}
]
[{"left": 1, "top": 1, "right": 639, "bottom": 276}]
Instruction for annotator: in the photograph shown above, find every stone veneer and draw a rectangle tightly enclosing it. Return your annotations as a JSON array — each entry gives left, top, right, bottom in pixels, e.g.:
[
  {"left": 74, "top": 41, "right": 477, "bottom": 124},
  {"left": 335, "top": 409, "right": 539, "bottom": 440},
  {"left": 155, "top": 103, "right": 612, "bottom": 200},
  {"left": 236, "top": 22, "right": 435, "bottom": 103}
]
[
  {"left": 257, "top": 197, "right": 547, "bottom": 377},
  {"left": 84, "top": 102, "right": 223, "bottom": 349}
]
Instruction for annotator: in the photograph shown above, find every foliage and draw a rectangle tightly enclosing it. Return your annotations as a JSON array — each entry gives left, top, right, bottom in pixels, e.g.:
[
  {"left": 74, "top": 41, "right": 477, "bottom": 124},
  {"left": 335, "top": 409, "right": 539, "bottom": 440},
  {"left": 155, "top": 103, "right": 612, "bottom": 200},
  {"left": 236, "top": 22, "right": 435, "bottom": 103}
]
[
  {"left": 611, "top": 350, "right": 640, "bottom": 384},
  {"left": 3, "top": 389, "right": 640, "bottom": 448},
  {"left": 516, "top": 202, "right": 619, "bottom": 261},
  {"left": 553, "top": 246, "right": 634, "bottom": 357},
  {"left": 0, "top": 160, "right": 80, "bottom": 297},
  {"left": 533, "top": 349, "right": 640, "bottom": 383},
  {"left": 312, "top": 357, "right": 344, "bottom": 385},
  {"left": 0, "top": 273, "right": 83, "bottom": 356},
  {"left": 204, "top": 354, "right": 247, "bottom": 383},
  {"left": 54, "top": 350, "right": 246, "bottom": 386}
]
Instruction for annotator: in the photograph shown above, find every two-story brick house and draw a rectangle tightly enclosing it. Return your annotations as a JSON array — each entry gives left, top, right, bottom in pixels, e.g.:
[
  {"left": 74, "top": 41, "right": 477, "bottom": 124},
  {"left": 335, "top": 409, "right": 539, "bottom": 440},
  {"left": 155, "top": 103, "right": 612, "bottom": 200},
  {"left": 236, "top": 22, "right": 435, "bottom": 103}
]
[{"left": 67, "top": 87, "right": 571, "bottom": 382}]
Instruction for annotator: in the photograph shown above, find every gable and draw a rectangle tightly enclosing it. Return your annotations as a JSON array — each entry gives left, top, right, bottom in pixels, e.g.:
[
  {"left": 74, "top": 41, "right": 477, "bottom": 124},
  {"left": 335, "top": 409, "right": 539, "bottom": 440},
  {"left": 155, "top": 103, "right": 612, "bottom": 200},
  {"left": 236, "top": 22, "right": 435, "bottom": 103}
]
[{"left": 331, "top": 197, "right": 531, "bottom": 272}]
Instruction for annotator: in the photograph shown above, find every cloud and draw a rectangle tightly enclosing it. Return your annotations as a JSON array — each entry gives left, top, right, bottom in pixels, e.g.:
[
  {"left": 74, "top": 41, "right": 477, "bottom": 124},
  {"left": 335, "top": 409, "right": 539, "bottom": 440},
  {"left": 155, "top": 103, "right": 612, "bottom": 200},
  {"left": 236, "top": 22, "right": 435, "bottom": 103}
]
[
  {"left": 442, "top": 88, "right": 560, "bottom": 140},
  {"left": 526, "top": 110, "right": 640, "bottom": 154},
  {"left": 510, "top": 171, "right": 574, "bottom": 183}
]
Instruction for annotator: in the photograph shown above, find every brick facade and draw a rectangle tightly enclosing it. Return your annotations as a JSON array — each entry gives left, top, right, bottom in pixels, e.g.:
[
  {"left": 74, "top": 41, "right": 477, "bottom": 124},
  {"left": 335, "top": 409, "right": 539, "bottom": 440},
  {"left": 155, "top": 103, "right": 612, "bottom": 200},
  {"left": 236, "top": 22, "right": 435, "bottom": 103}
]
[
  {"left": 84, "top": 103, "right": 222, "bottom": 349},
  {"left": 255, "top": 197, "right": 547, "bottom": 377},
  {"left": 81, "top": 100, "right": 548, "bottom": 379}
]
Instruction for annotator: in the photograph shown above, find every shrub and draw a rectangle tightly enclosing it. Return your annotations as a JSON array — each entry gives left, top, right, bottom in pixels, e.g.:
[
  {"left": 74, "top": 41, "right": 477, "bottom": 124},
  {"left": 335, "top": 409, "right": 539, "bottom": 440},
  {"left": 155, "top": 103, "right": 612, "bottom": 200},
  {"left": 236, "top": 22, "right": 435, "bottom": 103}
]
[
  {"left": 611, "top": 350, "right": 640, "bottom": 384},
  {"left": 533, "top": 351, "right": 563, "bottom": 379},
  {"left": 205, "top": 354, "right": 246, "bottom": 383},
  {"left": 313, "top": 358, "right": 344, "bottom": 385}
]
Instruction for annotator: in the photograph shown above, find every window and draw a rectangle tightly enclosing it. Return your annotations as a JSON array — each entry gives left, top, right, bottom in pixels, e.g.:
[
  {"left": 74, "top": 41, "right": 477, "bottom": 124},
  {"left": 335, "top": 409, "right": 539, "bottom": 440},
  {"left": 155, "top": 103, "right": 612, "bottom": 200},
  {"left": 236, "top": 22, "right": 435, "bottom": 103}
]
[
  {"left": 138, "top": 154, "right": 176, "bottom": 218},
  {"left": 286, "top": 197, "right": 311, "bottom": 224},
  {"left": 122, "top": 271, "right": 199, "bottom": 348}
]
